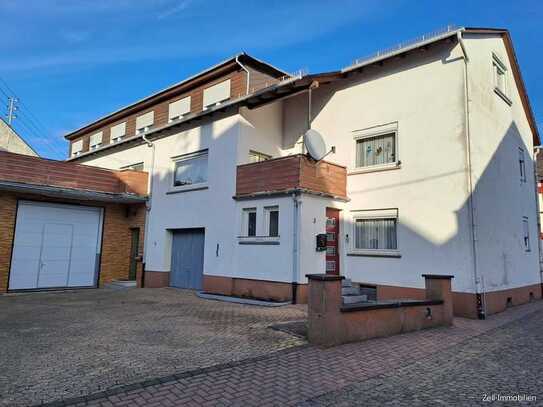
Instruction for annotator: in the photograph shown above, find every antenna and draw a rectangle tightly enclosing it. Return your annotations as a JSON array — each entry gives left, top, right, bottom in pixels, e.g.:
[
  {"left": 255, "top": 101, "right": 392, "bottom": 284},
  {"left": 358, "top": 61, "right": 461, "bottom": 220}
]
[{"left": 6, "top": 97, "right": 18, "bottom": 125}]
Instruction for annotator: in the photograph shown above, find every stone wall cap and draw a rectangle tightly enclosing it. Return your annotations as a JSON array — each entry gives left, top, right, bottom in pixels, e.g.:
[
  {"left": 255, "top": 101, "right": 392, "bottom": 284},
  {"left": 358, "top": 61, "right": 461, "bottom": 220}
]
[
  {"left": 306, "top": 274, "right": 345, "bottom": 281},
  {"left": 341, "top": 299, "right": 443, "bottom": 313},
  {"left": 422, "top": 274, "right": 454, "bottom": 279}
]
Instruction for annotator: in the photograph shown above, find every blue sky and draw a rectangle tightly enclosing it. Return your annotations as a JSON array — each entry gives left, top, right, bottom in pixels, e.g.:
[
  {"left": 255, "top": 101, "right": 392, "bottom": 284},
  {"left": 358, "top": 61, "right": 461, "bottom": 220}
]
[{"left": 1, "top": 0, "right": 541, "bottom": 159}]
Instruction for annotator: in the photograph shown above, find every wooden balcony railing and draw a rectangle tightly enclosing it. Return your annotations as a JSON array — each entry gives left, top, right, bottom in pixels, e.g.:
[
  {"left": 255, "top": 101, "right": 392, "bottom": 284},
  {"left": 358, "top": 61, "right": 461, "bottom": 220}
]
[{"left": 236, "top": 154, "right": 347, "bottom": 199}]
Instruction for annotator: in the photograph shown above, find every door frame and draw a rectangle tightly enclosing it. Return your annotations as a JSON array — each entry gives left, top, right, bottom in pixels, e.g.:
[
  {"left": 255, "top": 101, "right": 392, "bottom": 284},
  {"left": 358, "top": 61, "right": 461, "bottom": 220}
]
[{"left": 7, "top": 199, "right": 105, "bottom": 292}]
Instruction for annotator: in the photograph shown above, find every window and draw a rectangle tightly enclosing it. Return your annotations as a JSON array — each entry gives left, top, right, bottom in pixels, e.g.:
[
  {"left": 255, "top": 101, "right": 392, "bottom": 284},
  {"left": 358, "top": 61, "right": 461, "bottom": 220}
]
[
  {"left": 136, "top": 111, "right": 154, "bottom": 134},
  {"left": 248, "top": 150, "right": 272, "bottom": 163},
  {"left": 326, "top": 261, "right": 336, "bottom": 272},
  {"left": 519, "top": 147, "right": 526, "bottom": 183},
  {"left": 264, "top": 206, "right": 279, "bottom": 237},
  {"left": 121, "top": 162, "right": 144, "bottom": 171},
  {"left": 242, "top": 208, "right": 257, "bottom": 237},
  {"left": 351, "top": 209, "right": 399, "bottom": 254},
  {"left": 353, "top": 122, "right": 398, "bottom": 170},
  {"left": 169, "top": 97, "right": 191, "bottom": 122},
  {"left": 71, "top": 139, "right": 83, "bottom": 157},
  {"left": 89, "top": 131, "right": 103, "bottom": 150},
  {"left": 326, "top": 247, "right": 336, "bottom": 256},
  {"left": 111, "top": 122, "right": 126, "bottom": 143},
  {"left": 493, "top": 54, "right": 511, "bottom": 104},
  {"left": 203, "top": 79, "right": 231, "bottom": 108},
  {"left": 523, "top": 217, "right": 530, "bottom": 252},
  {"left": 172, "top": 150, "right": 208, "bottom": 187}
]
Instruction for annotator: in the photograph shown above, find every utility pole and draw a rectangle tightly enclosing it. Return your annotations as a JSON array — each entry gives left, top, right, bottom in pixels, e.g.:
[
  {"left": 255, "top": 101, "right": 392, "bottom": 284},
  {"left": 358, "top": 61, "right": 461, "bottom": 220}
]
[{"left": 6, "top": 97, "right": 17, "bottom": 125}]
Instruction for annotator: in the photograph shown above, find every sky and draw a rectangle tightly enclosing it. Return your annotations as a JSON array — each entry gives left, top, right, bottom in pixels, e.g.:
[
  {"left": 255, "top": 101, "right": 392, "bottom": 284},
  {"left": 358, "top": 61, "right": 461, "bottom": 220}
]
[{"left": 0, "top": 0, "right": 541, "bottom": 159}]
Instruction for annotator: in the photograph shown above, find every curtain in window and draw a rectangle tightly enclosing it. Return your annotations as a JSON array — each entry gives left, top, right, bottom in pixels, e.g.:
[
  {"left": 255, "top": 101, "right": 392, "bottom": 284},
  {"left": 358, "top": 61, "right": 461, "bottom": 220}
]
[
  {"left": 356, "top": 133, "right": 395, "bottom": 167},
  {"left": 354, "top": 218, "right": 397, "bottom": 250},
  {"left": 174, "top": 154, "right": 208, "bottom": 186}
]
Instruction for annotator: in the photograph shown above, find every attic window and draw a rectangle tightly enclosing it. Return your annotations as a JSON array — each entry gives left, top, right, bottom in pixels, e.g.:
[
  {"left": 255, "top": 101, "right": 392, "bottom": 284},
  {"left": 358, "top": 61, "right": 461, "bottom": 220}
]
[
  {"left": 493, "top": 53, "right": 511, "bottom": 105},
  {"left": 111, "top": 122, "right": 126, "bottom": 143},
  {"left": 89, "top": 131, "right": 103, "bottom": 150},
  {"left": 136, "top": 111, "right": 154, "bottom": 134},
  {"left": 169, "top": 96, "right": 191, "bottom": 122},
  {"left": 203, "top": 79, "right": 231, "bottom": 108},
  {"left": 71, "top": 139, "right": 83, "bottom": 156}
]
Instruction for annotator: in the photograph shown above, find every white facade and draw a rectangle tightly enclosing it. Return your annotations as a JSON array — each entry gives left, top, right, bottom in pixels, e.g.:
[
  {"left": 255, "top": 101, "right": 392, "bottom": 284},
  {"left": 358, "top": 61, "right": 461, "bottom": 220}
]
[{"left": 77, "top": 32, "right": 540, "bottom": 304}]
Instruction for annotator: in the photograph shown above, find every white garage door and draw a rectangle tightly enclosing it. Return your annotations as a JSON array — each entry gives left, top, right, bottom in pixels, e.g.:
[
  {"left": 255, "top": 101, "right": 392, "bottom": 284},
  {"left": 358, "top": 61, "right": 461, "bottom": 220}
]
[{"left": 8, "top": 201, "right": 103, "bottom": 290}]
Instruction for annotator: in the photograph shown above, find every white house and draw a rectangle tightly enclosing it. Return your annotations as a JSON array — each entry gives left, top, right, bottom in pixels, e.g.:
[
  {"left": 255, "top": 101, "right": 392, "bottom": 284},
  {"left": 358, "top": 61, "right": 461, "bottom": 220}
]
[{"left": 65, "top": 28, "right": 541, "bottom": 318}]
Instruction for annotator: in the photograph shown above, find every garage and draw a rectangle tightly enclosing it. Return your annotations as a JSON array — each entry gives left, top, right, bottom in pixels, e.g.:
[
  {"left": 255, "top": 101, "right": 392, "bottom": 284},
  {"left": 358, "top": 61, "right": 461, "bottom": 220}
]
[{"left": 8, "top": 201, "right": 104, "bottom": 290}]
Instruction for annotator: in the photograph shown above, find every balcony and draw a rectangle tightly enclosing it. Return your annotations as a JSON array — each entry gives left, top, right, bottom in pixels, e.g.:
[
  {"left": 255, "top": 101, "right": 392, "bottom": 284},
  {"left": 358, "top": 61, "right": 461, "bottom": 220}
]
[{"left": 235, "top": 154, "right": 347, "bottom": 200}]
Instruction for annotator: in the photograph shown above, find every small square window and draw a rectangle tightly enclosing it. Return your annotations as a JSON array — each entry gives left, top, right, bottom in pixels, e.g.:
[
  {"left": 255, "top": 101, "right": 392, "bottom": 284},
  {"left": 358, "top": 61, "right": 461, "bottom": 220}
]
[
  {"left": 326, "top": 261, "right": 336, "bottom": 272},
  {"left": 172, "top": 150, "right": 208, "bottom": 187},
  {"left": 326, "top": 232, "right": 335, "bottom": 242}
]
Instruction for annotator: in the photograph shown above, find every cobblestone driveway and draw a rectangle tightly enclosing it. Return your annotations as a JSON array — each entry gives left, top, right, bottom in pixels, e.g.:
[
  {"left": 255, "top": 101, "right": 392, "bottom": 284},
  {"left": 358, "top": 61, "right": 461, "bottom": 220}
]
[
  {"left": 0, "top": 288, "right": 306, "bottom": 406},
  {"left": 52, "top": 300, "right": 543, "bottom": 407}
]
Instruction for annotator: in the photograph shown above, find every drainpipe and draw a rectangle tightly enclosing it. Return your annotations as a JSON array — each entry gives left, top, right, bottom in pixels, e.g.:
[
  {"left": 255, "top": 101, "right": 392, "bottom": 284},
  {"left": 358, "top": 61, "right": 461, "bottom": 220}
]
[
  {"left": 291, "top": 193, "right": 301, "bottom": 303},
  {"left": 141, "top": 133, "right": 155, "bottom": 287},
  {"left": 235, "top": 55, "right": 251, "bottom": 95},
  {"left": 533, "top": 147, "right": 543, "bottom": 287},
  {"left": 458, "top": 31, "right": 485, "bottom": 319}
]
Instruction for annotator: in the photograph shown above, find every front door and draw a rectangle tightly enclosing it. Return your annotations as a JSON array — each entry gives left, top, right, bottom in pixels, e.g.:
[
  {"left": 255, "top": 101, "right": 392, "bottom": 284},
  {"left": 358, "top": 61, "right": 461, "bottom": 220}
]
[
  {"left": 325, "top": 208, "right": 340, "bottom": 275},
  {"left": 170, "top": 228, "right": 205, "bottom": 290}
]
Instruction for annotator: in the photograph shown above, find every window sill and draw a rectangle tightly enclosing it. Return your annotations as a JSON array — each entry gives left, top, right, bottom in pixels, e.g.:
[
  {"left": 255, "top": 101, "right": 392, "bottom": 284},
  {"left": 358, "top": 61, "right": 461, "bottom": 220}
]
[
  {"left": 347, "top": 250, "right": 401, "bottom": 258},
  {"left": 348, "top": 162, "right": 401, "bottom": 175},
  {"left": 494, "top": 88, "right": 512, "bottom": 106},
  {"left": 166, "top": 183, "right": 208, "bottom": 195},
  {"left": 238, "top": 236, "right": 280, "bottom": 245}
]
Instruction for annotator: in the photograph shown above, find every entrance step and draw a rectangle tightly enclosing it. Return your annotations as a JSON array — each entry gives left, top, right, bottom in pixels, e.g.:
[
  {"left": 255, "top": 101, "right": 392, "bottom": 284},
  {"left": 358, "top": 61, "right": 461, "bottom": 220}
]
[
  {"left": 341, "top": 278, "right": 353, "bottom": 288},
  {"left": 342, "top": 294, "right": 368, "bottom": 304},
  {"left": 341, "top": 286, "right": 359, "bottom": 296},
  {"left": 105, "top": 280, "right": 137, "bottom": 289}
]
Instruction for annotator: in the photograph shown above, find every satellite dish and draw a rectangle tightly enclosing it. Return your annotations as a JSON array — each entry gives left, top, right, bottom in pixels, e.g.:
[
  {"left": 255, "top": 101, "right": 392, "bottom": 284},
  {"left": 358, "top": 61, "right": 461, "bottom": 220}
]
[{"left": 304, "top": 129, "right": 327, "bottom": 161}]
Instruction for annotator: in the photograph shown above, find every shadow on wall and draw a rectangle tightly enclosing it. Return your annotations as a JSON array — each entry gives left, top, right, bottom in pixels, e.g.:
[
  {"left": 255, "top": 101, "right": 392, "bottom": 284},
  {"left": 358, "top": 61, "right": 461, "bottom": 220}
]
[{"left": 341, "top": 120, "right": 541, "bottom": 317}]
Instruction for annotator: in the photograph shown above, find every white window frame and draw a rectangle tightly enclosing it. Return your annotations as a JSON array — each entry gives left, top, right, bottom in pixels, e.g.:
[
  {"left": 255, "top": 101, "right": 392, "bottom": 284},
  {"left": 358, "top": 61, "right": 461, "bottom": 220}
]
[
  {"left": 89, "top": 131, "right": 103, "bottom": 151},
  {"left": 519, "top": 147, "right": 526, "bottom": 183},
  {"left": 71, "top": 139, "right": 83, "bottom": 157},
  {"left": 351, "top": 122, "right": 400, "bottom": 175},
  {"left": 523, "top": 216, "right": 531, "bottom": 252},
  {"left": 111, "top": 122, "right": 126, "bottom": 143},
  {"left": 349, "top": 208, "right": 400, "bottom": 257},
  {"left": 168, "top": 96, "right": 191, "bottom": 122},
  {"left": 170, "top": 150, "right": 209, "bottom": 193},
  {"left": 263, "top": 206, "right": 280, "bottom": 238},
  {"left": 136, "top": 111, "right": 154, "bottom": 134},
  {"left": 241, "top": 207, "right": 257, "bottom": 238},
  {"left": 493, "top": 53, "right": 512, "bottom": 105}
]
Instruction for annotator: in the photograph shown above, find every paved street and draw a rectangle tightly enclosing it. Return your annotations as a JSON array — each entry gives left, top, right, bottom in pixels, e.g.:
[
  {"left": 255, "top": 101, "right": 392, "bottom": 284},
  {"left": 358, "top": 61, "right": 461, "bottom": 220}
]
[
  {"left": 44, "top": 300, "right": 543, "bottom": 407},
  {"left": 0, "top": 288, "right": 305, "bottom": 406}
]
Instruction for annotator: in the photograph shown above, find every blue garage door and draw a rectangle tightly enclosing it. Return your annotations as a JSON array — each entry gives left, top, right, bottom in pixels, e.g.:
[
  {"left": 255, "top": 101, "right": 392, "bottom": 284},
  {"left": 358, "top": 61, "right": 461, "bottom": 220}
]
[{"left": 170, "top": 229, "right": 205, "bottom": 290}]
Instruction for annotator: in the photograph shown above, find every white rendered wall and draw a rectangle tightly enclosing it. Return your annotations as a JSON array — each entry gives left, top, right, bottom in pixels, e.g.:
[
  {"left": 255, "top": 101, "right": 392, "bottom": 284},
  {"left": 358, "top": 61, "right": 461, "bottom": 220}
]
[{"left": 462, "top": 34, "right": 541, "bottom": 293}]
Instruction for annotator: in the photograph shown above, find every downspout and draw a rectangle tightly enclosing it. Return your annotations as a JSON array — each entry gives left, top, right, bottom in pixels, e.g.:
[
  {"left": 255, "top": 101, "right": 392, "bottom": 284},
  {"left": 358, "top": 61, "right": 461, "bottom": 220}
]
[
  {"left": 141, "top": 133, "right": 155, "bottom": 288},
  {"left": 458, "top": 31, "right": 485, "bottom": 319},
  {"left": 291, "top": 193, "right": 300, "bottom": 303},
  {"left": 533, "top": 147, "right": 543, "bottom": 288},
  {"left": 235, "top": 55, "right": 251, "bottom": 95}
]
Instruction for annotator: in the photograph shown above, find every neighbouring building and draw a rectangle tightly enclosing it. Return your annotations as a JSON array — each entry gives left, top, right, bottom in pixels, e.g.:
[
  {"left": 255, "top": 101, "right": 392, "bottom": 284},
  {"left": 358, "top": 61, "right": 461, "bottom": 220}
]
[
  {"left": 0, "top": 118, "right": 38, "bottom": 156},
  {"left": 0, "top": 151, "right": 147, "bottom": 293},
  {"left": 61, "top": 28, "right": 541, "bottom": 318}
]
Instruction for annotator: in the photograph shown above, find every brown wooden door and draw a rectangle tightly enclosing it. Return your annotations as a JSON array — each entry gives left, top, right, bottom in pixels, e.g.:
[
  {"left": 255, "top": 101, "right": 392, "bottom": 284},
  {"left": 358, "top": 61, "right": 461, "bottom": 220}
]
[{"left": 325, "top": 208, "right": 340, "bottom": 275}]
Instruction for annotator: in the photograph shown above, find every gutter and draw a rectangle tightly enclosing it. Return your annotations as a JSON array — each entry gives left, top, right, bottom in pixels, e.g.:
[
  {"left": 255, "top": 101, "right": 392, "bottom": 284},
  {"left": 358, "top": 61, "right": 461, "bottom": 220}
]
[
  {"left": 291, "top": 193, "right": 301, "bottom": 303},
  {"left": 141, "top": 133, "right": 155, "bottom": 270},
  {"left": 235, "top": 55, "right": 251, "bottom": 95}
]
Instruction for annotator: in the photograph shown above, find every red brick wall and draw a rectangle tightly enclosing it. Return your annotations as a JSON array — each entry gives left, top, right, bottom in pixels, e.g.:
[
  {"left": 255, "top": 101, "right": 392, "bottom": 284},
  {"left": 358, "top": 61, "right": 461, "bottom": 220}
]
[
  {"left": 236, "top": 154, "right": 347, "bottom": 198},
  {"left": 0, "top": 191, "right": 146, "bottom": 292},
  {"left": 0, "top": 151, "right": 147, "bottom": 195}
]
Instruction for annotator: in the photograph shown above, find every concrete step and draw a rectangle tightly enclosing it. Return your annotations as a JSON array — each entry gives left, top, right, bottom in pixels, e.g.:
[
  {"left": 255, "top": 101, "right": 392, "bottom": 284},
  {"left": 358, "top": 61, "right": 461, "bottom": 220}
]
[
  {"left": 341, "top": 286, "right": 359, "bottom": 296},
  {"left": 342, "top": 294, "right": 368, "bottom": 304},
  {"left": 105, "top": 280, "right": 137, "bottom": 289},
  {"left": 341, "top": 278, "right": 352, "bottom": 288}
]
